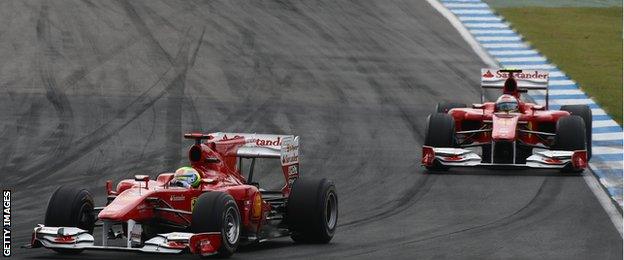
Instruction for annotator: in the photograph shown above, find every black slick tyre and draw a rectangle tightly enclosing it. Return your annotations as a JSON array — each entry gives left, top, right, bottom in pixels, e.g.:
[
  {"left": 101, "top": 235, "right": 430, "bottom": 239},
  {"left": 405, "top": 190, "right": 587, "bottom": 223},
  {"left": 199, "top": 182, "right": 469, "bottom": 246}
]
[
  {"left": 560, "top": 105, "right": 592, "bottom": 160},
  {"left": 554, "top": 115, "right": 587, "bottom": 173},
  {"left": 44, "top": 186, "right": 95, "bottom": 254},
  {"left": 287, "top": 178, "right": 338, "bottom": 243},
  {"left": 191, "top": 192, "right": 241, "bottom": 258},
  {"left": 424, "top": 113, "right": 456, "bottom": 170}
]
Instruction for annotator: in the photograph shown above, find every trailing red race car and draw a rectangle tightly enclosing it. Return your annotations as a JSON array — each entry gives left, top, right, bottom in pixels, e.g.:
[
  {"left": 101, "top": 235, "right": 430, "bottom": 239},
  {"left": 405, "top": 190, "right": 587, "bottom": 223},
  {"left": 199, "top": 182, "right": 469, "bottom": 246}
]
[
  {"left": 422, "top": 69, "right": 592, "bottom": 172},
  {"left": 25, "top": 132, "right": 338, "bottom": 257}
]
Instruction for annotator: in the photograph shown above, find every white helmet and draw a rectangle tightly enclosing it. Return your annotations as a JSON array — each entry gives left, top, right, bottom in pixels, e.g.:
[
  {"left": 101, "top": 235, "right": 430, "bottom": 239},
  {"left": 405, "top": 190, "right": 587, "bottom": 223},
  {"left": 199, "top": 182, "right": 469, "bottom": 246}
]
[{"left": 495, "top": 94, "right": 519, "bottom": 112}]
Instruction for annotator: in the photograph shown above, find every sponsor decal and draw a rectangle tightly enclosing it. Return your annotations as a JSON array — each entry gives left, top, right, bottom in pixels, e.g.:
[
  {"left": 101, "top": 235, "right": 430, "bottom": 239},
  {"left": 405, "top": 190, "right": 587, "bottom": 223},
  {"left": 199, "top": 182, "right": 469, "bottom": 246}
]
[
  {"left": 287, "top": 165, "right": 298, "bottom": 176},
  {"left": 220, "top": 134, "right": 284, "bottom": 147},
  {"left": 3, "top": 190, "right": 10, "bottom": 257},
  {"left": 280, "top": 137, "right": 299, "bottom": 166},
  {"left": 285, "top": 143, "right": 298, "bottom": 153},
  {"left": 287, "top": 165, "right": 299, "bottom": 186},
  {"left": 170, "top": 195, "right": 185, "bottom": 202},
  {"left": 255, "top": 137, "right": 281, "bottom": 147},
  {"left": 221, "top": 134, "right": 244, "bottom": 141},
  {"left": 493, "top": 70, "right": 549, "bottom": 80},
  {"left": 482, "top": 70, "right": 494, "bottom": 78},
  {"left": 282, "top": 155, "right": 299, "bottom": 165}
]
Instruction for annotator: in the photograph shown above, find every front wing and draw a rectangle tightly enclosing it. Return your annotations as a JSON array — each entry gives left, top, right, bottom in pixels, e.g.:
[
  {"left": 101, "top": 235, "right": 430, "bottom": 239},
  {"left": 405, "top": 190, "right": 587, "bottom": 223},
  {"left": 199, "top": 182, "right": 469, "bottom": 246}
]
[
  {"left": 25, "top": 225, "right": 222, "bottom": 256},
  {"left": 422, "top": 146, "right": 588, "bottom": 170}
]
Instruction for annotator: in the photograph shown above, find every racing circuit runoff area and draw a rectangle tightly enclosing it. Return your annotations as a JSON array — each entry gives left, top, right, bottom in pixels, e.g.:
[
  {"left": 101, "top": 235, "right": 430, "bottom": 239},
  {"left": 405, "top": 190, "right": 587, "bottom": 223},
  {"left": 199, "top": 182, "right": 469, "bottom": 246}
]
[{"left": 0, "top": 0, "right": 622, "bottom": 259}]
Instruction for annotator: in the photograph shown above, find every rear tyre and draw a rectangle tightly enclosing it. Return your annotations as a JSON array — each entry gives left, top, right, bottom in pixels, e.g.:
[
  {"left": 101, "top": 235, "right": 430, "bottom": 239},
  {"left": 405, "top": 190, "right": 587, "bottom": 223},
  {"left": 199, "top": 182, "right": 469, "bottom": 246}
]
[
  {"left": 287, "top": 178, "right": 338, "bottom": 243},
  {"left": 436, "top": 102, "right": 466, "bottom": 113},
  {"left": 44, "top": 186, "right": 95, "bottom": 254},
  {"left": 554, "top": 115, "right": 587, "bottom": 173},
  {"left": 560, "top": 105, "right": 592, "bottom": 160},
  {"left": 192, "top": 192, "right": 241, "bottom": 258},
  {"left": 424, "top": 113, "right": 456, "bottom": 170}
]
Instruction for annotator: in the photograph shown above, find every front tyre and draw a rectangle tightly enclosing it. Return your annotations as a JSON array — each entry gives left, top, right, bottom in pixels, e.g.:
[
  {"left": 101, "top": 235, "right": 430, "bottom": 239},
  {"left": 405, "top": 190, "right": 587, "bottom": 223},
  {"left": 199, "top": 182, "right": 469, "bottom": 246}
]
[
  {"left": 554, "top": 115, "right": 587, "bottom": 173},
  {"left": 192, "top": 192, "right": 241, "bottom": 258},
  {"left": 560, "top": 105, "right": 592, "bottom": 160},
  {"left": 424, "top": 113, "right": 456, "bottom": 170},
  {"left": 287, "top": 178, "right": 338, "bottom": 243},
  {"left": 44, "top": 186, "right": 95, "bottom": 254}
]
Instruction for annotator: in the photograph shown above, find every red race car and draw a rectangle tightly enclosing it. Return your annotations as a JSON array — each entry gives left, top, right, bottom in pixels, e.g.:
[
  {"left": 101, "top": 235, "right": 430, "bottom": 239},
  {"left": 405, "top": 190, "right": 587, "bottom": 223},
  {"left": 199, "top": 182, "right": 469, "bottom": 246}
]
[
  {"left": 422, "top": 69, "right": 591, "bottom": 172},
  {"left": 25, "top": 132, "right": 338, "bottom": 257}
]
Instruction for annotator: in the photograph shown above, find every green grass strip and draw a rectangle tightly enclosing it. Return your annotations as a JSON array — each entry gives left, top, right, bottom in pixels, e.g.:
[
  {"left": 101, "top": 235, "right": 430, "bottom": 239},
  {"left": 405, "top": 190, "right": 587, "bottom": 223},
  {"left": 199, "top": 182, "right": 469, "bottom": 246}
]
[{"left": 497, "top": 7, "right": 622, "bottom": 124}]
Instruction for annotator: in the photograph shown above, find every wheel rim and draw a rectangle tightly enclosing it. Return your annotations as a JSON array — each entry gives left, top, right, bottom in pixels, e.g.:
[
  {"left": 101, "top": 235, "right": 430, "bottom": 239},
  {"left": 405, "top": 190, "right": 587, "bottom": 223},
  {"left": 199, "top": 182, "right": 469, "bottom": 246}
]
[
  {"left": 223, "top": 207, "right": 240, "bottom": 244},
  {"left": 325, "top": 192, "right": 337, "bottom": 230}
]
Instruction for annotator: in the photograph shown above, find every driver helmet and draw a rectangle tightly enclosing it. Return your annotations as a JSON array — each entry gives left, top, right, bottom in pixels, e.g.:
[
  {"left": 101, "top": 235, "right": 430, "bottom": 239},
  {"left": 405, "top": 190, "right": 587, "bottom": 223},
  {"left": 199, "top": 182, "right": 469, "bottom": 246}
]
[
  {"left": 495, "top": 94, "right": 519, "bottom": 113},
  {"left": 173, "top": 167, "right": 201, "bottom": 188}
]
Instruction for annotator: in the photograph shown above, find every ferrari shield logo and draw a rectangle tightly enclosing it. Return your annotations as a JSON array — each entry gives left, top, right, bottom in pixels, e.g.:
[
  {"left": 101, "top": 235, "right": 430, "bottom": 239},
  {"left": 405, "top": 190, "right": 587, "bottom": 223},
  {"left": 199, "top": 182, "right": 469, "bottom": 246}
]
[{"left": 191, "top": 197, "right": 198, "bottom": 211}]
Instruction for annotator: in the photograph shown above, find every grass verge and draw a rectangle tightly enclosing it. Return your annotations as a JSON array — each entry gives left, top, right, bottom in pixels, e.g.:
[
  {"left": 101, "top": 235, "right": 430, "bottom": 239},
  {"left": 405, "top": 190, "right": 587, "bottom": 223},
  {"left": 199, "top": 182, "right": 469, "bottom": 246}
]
[{"left": 496, "top": 7, "right": 622, "bottom": 124}]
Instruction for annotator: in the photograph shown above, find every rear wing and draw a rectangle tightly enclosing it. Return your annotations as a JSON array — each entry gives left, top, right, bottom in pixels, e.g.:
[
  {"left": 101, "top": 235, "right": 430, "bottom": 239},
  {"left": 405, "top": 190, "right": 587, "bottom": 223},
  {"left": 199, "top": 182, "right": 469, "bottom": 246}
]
[
  {"left": 209, "top": 132, "right": 300, "bottom": 190},
  {"left": 209, "top": 132, "right": 299, "bottom": 162},
  {"left": 480, "top": 69, "right": 550, "bottom": 108}
]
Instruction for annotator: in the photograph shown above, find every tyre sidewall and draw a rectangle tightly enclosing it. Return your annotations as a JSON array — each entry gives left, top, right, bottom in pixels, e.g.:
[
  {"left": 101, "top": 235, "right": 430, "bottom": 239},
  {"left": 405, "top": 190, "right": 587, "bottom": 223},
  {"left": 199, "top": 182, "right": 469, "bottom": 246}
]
[
  {"left": 560, "top": 105, "right": 592, "bottom": 159},
  {"left": 44, "top": 186, "right": 95, "bottom": 233},
  {"left": 555, "top": 115, "right": 586, "bottom": 151},
  {"left": 288, "top": 178, "right": 338, "bottom": 243},
  {"left": 191, "top": 192, "right": 240, "bottom": 257}
]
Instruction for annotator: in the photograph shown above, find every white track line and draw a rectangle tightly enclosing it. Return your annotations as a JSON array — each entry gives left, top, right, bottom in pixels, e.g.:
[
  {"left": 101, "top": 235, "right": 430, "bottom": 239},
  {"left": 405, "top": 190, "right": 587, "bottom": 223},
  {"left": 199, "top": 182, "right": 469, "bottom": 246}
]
[
  {"left": 593, "top": 146, "right": 624, "bottom": 154},
  {"left": 591, "top": 109, "right": 608, "bottom": 116},
  {"left": 441, "top": 0, "right": 481, "bottom": 2},
  {"left": 470, "top": 29, "right": 515, "bottom": 34},
  {"left": 583, "top": 173, "right": 623, "bottom": 237},
  {"left": 464, "top": 23, "right": 510, "bottom": 28},
  {"left": 451, "top": 9, "right": 494, "bottom": 15},
  {"left": 548, "top": 71, "right": 566, "bottom": 77},
  {"left": 432, "top": 0, "right": 624, "bottom": 237},
  {"left": 476, "top": 36, "right": 522, "bottom": 42},
  {"left": 489, "top": 49, "right": 538, "bottom": 56},
  {"left": 594, "top": 120, "right": 621, "bottom": 128},
  {"left": 549, "top": 79, "right": 576, "bottom": 86},
  {"left": 460, "top": 16, "right": 503, "bottom": 21},
  {"left": 590, "top": 161, "right": 624, "bottom": 169},
  {"left": 444, "top": 3, "right": 489, "bottom": 8},
  {"left": 482, "top": 42, "right": 528, "bottom": 49},
  {"left": 497, "top": 56, "right": 546, "bottom": 62},
  {"left": 535, "top": 89, "right": 584, "bottom": 95},
  {"left": 594, "top": 132, "right": 624, "bottom": 141}
]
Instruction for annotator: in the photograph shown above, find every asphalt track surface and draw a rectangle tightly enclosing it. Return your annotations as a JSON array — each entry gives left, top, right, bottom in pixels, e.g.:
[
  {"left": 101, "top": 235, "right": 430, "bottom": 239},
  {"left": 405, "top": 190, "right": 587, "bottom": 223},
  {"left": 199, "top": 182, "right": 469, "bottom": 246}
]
[{"left": 0, "top": 0, "right": 621, "bottom": 259}]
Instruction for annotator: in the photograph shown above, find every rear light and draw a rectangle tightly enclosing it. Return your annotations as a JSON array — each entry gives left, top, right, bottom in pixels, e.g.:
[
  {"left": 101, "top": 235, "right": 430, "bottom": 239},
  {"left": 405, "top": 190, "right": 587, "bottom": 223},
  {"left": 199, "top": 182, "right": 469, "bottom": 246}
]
[
  {"left": 572, "top": 150, "right": 587, "bottom": 169},
  {"left": 422, "top": 146, "right": 435, "bottom": 167}
]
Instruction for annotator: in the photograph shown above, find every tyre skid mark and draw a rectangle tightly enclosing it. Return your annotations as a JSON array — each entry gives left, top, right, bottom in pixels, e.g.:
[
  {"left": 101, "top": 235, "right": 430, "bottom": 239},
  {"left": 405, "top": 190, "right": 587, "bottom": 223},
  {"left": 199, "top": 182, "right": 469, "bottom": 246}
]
[
  {"left": 276, "top": 177, "right": 551, "bottom": 259},
  {"left": 33, "top": 2, "right": 76, "bottom": 179},
  {"left": 345, "top": 177, "right": 560, "bottom": 257},
  {"left": 16, "top": 3, "right": 206, "bottom": 185}
]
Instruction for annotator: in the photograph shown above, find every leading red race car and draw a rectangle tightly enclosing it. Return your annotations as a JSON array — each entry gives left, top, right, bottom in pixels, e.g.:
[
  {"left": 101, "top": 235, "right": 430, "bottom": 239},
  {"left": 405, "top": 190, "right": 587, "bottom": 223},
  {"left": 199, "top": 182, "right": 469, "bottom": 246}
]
[
  {"left": 422, "top": 69, "right": 592, "bottom": 172},
  {"left": 25, "top": 132, "right": 338, "bottom": 257}
]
